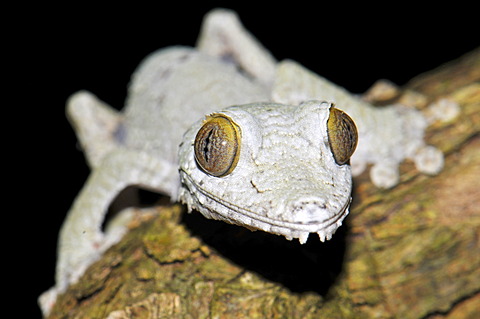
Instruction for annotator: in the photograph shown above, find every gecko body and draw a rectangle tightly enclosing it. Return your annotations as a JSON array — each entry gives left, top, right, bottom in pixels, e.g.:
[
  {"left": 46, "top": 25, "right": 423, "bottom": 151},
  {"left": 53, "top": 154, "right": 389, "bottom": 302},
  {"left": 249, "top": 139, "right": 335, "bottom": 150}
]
[{"left": 39, "top": 9, "right": 449, "bottom": 315}]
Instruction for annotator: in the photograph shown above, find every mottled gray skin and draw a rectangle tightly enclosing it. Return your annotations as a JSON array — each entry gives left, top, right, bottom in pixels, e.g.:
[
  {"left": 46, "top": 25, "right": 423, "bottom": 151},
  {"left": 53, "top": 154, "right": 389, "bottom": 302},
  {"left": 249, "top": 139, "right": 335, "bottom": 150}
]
[
  {"left": 179, "top": 100, "right": 352, "bottom": 244},
  {"left": 39, "top": 8, "right": 446, "bottom": 315}
]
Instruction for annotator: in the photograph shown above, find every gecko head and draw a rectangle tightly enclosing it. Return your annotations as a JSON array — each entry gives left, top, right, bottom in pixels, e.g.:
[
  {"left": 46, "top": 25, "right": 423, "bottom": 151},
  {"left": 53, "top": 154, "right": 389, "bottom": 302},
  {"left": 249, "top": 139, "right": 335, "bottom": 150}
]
[{"left": 178, "top": 100, "right": 357, "bottom": 244}]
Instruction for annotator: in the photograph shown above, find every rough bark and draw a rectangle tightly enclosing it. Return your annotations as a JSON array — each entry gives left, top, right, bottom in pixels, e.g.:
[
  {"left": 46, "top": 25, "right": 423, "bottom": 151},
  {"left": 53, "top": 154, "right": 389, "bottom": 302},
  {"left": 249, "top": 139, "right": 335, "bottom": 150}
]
[{"left": 46, "top": 48, "right": 480, "bottom": 319}]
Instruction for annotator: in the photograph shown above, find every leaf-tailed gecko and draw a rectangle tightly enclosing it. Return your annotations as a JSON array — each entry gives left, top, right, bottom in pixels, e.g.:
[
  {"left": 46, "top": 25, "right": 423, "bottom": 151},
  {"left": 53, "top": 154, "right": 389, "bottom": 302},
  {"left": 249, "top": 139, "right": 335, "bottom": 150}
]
[{"left": 39, "top": 8, "right": 457, "bottom": 315}]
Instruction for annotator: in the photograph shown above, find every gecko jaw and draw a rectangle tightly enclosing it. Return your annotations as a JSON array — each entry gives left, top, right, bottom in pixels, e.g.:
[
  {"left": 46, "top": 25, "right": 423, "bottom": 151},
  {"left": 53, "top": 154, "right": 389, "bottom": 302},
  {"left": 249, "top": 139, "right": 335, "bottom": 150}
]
[{"left": 180, "top": 172, "right": 351, "bottom": 243}]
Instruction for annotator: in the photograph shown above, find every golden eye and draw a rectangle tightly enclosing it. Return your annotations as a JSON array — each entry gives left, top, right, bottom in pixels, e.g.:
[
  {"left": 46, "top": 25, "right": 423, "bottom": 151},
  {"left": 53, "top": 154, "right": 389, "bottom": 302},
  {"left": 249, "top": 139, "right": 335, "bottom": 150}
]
[
  {"left": 194, "top": 114, "right": 241, "bottom": 177},
  {"left": 327, "top": 107, "right": 358, "bottom": 165}
]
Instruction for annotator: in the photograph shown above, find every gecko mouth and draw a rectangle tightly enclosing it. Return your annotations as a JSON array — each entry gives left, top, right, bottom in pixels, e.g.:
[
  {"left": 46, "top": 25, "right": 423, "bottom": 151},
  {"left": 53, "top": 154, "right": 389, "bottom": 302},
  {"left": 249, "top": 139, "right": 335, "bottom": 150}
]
[{"left": 181, "top": 173, "right": 351, "bottom": 242}]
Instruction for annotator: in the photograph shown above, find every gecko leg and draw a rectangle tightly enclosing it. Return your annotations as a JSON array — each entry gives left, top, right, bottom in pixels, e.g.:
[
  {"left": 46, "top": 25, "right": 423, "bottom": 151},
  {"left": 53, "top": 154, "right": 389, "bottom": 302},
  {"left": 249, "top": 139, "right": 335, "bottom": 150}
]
[
  {"left": 66, "top": 91, "right": 123, "bottom": 168},
  {"left": 39, "top": 149, "right": 178, "bottom": 315},
  {"left": 271, "top": 60, "right": 444, "bottom": 188},
  {"left": 197, "top": 8, "right": 277, "bottom": 86}
]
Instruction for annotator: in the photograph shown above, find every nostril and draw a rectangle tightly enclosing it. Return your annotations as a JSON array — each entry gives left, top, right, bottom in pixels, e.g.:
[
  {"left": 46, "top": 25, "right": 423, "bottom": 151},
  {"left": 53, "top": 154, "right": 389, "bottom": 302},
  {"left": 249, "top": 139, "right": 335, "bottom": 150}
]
[
  {"left": 290, "top": 197, "right": 329, "bottom": 224},
  {"left": 293, "top": 199, "right": 327, "bottom": 210}
]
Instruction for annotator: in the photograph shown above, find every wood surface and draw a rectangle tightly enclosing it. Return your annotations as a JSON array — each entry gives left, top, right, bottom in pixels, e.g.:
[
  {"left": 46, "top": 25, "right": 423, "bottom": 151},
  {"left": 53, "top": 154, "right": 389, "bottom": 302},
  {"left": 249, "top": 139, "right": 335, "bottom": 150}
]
[{"left": 46, "top": 48, "right": 480, "bottom": 319}]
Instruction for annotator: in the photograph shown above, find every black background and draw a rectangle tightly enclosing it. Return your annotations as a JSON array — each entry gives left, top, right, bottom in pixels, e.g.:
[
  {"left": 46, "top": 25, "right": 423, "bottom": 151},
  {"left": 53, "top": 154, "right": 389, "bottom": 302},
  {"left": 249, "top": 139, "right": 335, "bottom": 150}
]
[{"left": 11, "top": 4, "right": 477, "bottom": 317}]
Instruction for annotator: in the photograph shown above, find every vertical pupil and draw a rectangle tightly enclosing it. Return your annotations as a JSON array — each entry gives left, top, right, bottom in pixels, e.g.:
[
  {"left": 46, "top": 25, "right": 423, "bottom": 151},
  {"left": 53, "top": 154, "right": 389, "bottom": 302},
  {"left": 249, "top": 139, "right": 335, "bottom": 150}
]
[
  {"left": 327, "top": 107, "right": 358, "bottom": 165},
  {"left": 203, "top": 128, "right": 214, "bottom": 162},
  {"left": 194, "top": 114, "right": 241, "bottom": 177},
  {"left": 344, "top": 118, "right": 353, "bottom": 145}
]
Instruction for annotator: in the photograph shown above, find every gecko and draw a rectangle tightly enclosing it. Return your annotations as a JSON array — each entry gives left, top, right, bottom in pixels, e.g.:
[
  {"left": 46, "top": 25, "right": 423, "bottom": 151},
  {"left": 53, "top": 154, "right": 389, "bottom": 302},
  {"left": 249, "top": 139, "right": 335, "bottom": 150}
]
[{"left": 39, "top": 9, "right": 455, "bottom": 315}]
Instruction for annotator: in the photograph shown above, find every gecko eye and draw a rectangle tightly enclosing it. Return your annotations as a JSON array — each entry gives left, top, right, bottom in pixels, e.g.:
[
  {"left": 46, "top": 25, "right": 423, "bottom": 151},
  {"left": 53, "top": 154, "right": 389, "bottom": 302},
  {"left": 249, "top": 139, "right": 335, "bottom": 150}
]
[
  {"left": 194, "top": 114, "right": 241, "bottom": 177},
  {"left": 327, "top": 107, "right": 358, "bottom": 165}
]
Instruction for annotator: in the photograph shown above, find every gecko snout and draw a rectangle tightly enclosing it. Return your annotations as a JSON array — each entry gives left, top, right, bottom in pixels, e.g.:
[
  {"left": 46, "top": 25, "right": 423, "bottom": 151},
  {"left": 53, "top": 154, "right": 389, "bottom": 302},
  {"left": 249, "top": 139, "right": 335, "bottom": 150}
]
[{"left": 287, "top": 196, "right": 331, "bottom": 224}]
